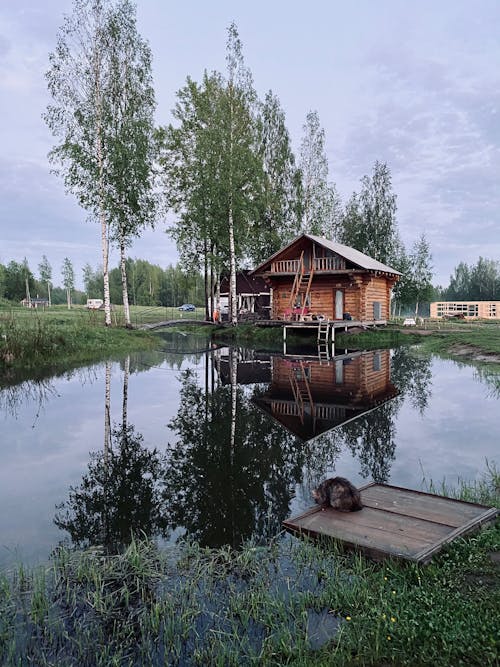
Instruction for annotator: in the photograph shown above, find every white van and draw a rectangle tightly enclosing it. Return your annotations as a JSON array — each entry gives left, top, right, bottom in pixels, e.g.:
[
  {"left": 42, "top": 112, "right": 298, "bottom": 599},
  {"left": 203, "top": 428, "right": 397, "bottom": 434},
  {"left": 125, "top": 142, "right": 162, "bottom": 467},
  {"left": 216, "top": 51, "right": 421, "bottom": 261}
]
[{"left": 86, "top": 298, "right": 104, "bottom": 310}]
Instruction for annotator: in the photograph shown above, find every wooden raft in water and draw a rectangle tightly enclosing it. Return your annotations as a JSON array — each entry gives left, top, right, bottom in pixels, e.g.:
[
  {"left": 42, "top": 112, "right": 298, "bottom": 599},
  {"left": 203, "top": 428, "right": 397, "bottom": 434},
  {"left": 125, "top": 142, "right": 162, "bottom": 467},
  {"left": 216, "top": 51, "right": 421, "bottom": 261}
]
[{"left": 283, "top": 483, "right": 498, "bottom": 564}]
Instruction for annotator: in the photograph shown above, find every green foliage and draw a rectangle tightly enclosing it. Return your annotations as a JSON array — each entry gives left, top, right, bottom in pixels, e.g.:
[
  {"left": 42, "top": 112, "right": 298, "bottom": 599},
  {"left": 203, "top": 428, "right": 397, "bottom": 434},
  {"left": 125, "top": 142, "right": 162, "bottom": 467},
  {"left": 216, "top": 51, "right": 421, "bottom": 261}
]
[
  {"left": 298, "top": 110, "right": 342, "bottom": 238},
  {"left": 340, "top": 161, "right": 399, "bottom": 265},
  {"left": 444, "top": 257, "right": 500, "bottom": 301},
  {"left": 1, "top": 259, "right": 35, "bottom": 302}
]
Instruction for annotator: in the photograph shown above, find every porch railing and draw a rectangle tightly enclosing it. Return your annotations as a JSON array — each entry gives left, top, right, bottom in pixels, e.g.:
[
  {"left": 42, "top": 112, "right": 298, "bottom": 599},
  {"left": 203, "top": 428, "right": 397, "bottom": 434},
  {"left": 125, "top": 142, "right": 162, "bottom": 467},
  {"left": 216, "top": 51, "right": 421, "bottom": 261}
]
[
  {"left": 271, "top": 259, "right": 300, "bottom": 273},
  {"left": 270, "top": 257, "right": 346, "bottom": 273},
  {"left": 313, "top": 256, "right": 346, "bottom": 271}
]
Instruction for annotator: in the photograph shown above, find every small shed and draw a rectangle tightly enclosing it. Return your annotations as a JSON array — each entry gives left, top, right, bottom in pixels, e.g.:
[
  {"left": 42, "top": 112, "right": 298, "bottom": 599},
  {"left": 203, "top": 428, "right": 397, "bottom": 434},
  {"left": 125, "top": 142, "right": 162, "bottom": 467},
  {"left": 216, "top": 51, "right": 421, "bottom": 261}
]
[
  {"left": 219, "top": 270, "right": 271, "bottom": 318},
  {"left": 251, "top": 234, "right": 400, "bottom": 322}
]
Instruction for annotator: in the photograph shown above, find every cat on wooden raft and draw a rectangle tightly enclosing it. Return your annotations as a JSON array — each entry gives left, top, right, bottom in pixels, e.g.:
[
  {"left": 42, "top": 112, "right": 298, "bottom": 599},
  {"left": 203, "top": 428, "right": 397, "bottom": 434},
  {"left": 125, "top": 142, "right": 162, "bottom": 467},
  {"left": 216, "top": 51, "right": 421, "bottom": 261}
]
[{"left": 312, "top": 477, "right": 363, "bottom": 512}]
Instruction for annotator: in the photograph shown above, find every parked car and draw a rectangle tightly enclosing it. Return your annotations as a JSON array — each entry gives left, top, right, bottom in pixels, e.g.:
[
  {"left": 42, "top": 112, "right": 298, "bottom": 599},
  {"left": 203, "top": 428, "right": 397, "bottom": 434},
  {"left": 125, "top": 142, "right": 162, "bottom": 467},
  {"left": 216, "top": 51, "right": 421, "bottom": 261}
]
[{"left": 178, "top": 303, "right": 196, "bottom": 311}]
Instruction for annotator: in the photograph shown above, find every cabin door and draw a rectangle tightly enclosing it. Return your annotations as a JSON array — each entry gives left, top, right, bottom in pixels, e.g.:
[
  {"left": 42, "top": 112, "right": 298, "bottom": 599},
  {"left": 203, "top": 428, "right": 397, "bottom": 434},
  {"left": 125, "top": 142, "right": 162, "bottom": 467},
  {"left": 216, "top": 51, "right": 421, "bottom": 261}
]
[{"left": 334, "top": 290, "right": 344, "bottom": 319}]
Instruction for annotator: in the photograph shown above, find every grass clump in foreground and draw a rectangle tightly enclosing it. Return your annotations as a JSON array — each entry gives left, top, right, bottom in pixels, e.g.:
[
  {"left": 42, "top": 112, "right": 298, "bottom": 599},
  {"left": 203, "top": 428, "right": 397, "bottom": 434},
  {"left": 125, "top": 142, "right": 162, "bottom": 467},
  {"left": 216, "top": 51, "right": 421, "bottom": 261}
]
[{"left": 0, "top": 468, "right": 498, "bottom": 666}]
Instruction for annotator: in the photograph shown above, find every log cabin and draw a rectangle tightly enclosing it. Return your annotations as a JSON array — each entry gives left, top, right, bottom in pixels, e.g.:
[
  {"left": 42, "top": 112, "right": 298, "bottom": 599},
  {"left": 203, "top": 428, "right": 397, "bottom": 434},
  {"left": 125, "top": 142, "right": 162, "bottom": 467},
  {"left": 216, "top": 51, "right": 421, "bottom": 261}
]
[{"left": 251, "top": 234, "right": 401, "bottom": 322}]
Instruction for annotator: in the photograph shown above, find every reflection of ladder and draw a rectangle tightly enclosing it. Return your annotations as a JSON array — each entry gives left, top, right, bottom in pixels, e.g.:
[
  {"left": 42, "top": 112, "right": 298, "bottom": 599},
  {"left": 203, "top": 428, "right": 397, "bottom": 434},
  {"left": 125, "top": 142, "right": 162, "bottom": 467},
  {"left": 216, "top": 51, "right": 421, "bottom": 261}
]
[
  {"left": 318, "top": 343, "right": 330, "bottom": 362},
  {"left": 317, "top": 321, "right": 331, "bottom": 363},
  {"left": 289, "top": 361, "right": 315, "bottom": 424},
  {"left": 289, "top": 252, "right": 314, "bottom": 318}
]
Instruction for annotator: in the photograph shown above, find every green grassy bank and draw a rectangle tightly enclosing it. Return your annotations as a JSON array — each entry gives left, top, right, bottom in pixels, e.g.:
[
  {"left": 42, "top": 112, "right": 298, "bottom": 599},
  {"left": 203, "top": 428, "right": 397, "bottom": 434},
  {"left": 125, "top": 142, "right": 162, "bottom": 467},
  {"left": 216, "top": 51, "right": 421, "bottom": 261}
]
[
  {"left": 0, "top": 467, "right": 498, "bottom": 666},
  {"left": 0, "top": 306, "right": 159, "bottom": 384}
]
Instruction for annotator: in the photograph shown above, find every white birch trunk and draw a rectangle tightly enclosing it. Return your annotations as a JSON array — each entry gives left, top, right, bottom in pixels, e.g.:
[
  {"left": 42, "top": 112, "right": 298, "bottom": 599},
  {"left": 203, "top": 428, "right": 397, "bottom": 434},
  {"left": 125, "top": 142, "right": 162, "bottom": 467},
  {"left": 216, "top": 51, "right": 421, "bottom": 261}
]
[
  {"left": 47, "top": 281, "right": 51, "bottom": 307},
  {"left": 93, "top": 20, "right": 112, "bottom": 327},
  {"left": 119, "top": 237, "right": 131, "bottom": 327}
]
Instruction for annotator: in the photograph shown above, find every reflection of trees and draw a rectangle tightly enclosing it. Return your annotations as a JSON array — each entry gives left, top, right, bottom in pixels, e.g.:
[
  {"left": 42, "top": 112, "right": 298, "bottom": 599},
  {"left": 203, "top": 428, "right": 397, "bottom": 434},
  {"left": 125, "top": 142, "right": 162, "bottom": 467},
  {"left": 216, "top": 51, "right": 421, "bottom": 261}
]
[
  {"left": 164, "top": 366, "right": 303, "bottom": 547},
  {"left": 0, "top": 378, "right": 56, "bottom": 420},
  {"left": 474, "top": 365, "right": 500, "bottom": 399},
  {"left": 391, "top": 347, "right": 433, "bottom": 415},
  {"left": 340, "top": 402, "right": 397, "bottom": 483},
  {"left": 56, "top": 356, "right": 169, "bottom": 551},
  {"left": 55, "top": 424, "right": 170, "bottom": 551}
]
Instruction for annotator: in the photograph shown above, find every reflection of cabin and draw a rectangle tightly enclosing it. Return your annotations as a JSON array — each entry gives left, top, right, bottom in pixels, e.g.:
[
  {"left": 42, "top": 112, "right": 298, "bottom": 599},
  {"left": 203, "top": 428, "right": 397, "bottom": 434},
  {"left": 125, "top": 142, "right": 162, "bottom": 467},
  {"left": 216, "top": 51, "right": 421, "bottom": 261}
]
[
  {"left": 430, "top": 301, "right": 500, "bottom": 320},
  {"left": 251, "top": 234, "right": 400, "bottom": 322},
  {"left": 219, "top": 271, "right": 271, "bottom": 319},
  {"left": 217, "top": 349, "right": 271, "bottom": 385},
  {"left": 253, "top": 350, "right": 399, "bottom": 442}
]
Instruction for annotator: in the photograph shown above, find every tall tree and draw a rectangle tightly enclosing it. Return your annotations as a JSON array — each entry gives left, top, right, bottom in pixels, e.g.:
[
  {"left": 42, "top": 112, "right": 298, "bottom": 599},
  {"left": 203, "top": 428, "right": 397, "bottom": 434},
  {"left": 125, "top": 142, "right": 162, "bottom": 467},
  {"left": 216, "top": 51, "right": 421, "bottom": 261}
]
[
  {"left": 161, "top": 23, "right": 262, "bottom": 324},
  {"left": 61, "top": 257, "right": 75, "bottom": 309},
  {"left": 222, "top": 22, "right": 262, "bottom": 325},
  {"left": 249, "top": 90, "right": 300, "bottom": 263},
  {"left": 298, "top": 110, "right": 341, "bottom": 238},
  {"left": 45, "top": 0, "right": 143, "bottom": 326},
  {"left": 105, "top": 0, "right": 158, "bottom": 327},
  {"left": 409, "top": 234, "right": 433, "bottom": 316},
  {"left": 38, "top": 255, "right": 53, "bottom": 306},
  {"left": 340, "top": 161, "right": 398, "bottom": 265},
  {"left": 159, "top": 72, "right": 228, "bottom": 319}
]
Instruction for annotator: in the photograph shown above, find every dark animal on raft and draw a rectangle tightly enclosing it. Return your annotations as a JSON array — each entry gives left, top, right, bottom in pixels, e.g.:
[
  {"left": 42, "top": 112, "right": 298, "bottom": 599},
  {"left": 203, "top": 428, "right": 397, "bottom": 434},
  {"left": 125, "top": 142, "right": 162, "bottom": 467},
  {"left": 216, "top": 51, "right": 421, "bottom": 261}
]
[{"left": 312, "top": 477, "right": 363, "bottom": 512}]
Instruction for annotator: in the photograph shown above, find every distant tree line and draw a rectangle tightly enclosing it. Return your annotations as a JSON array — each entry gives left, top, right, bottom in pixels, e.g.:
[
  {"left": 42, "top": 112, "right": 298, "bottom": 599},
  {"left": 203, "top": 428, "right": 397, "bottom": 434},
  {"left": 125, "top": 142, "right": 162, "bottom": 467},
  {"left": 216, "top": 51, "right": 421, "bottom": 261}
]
[
  {"left": 438, "top": 258, "right": 500, "bottom": 302},
  {"left": 0, "top": 256, "right": 204, "bottom": 307}
]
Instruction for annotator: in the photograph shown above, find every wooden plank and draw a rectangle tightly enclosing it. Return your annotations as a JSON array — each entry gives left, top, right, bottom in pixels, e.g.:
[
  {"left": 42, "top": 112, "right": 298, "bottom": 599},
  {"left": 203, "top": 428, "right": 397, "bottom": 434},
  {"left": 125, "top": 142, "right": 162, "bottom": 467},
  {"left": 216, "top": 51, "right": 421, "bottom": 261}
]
[
  {"left": 414, "top": 508, "right": 499, "bottom": 563},
  {"left": 284, "top": 483, "right": 498, "bottom": 563},
  {"left": 284, "top": 506, "right": 454, "bottom": 558},
  {"left": 361, "top": 485, "right": 491, "bottom": 527}
]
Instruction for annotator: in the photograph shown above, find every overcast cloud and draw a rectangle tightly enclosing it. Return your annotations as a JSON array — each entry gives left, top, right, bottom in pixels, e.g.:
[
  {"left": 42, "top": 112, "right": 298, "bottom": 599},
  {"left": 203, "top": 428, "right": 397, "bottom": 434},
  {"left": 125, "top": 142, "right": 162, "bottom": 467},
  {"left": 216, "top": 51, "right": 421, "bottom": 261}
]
[{"left": 0, "top": 0, "right": 498, "bottom": 288}]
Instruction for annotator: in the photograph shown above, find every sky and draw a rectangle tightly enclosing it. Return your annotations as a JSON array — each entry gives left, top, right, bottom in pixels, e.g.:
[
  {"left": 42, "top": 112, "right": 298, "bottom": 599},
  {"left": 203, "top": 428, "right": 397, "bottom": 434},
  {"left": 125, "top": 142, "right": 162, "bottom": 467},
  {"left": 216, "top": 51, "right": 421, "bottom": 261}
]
[{"left": 0, "top": 0, "right": 499, "bottom": 289}]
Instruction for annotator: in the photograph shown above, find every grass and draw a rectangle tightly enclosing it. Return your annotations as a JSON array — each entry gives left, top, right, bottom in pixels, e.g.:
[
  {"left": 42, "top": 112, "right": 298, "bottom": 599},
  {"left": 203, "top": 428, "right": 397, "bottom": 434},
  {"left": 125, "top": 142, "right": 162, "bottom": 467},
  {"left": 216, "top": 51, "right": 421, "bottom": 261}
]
[
  {"left": 0, "top": 468, "right": 498, "bottom": 666},
  {"left": 0, "top": 305, "right": 160, "bottom": 384}
]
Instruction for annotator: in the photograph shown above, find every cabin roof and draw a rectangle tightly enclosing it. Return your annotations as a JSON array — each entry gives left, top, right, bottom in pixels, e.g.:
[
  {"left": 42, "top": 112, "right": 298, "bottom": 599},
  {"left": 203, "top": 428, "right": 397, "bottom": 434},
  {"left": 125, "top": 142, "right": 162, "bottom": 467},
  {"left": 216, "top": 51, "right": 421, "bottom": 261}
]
[
  {"left": 220, "top": 270, "right": 270, "bottom": 295},
  {"left": 250, "top": 233, "right": 401, "bottom": 276}
]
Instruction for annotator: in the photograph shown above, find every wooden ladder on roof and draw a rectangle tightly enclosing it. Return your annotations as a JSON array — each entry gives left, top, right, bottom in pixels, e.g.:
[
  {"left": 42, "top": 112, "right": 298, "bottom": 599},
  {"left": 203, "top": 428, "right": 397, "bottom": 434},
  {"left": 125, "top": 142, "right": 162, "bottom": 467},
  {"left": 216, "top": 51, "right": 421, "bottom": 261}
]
[
  {"left": 289, "top": 361, "right": 316, "bottom": 425},
  {"left": 288, "top": 252, "right": 314, "bottom": 318}
]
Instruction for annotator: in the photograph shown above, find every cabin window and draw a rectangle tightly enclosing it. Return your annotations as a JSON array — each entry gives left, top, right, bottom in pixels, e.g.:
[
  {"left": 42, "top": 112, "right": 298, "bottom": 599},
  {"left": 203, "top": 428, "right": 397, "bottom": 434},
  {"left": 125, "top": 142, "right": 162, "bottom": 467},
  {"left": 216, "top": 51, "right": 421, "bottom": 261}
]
[
  {"left": 373, "top": 352, "right": 381, "bottom": 371},
  {"left": 293, "top": 366, "right": 310, "bottom": 381},
  {"left": 489, "top": 304, "right": 497, "bottom": 317},
  {"left": 373, "top": 302, "right": 381, "bottom": 319}
]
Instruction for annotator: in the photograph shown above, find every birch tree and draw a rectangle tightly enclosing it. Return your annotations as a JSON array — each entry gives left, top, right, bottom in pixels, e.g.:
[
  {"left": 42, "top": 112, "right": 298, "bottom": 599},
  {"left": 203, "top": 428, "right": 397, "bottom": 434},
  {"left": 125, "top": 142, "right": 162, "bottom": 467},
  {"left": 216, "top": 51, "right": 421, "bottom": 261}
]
[
  {"left": 298, "top": 110, "right": 341, "bottom": 238},
  {"left": 222, "top": 22, "right": 262, "bottom": 325},
  {"left": 46, "top": 0, "right": 154, "bottom": 327},
  {"left": 409, "top": 234, "right": 433, "bottom": 316},
  {"left": 105, "top": 0, "right": 157, "bottom": 327},
  {"left": 38, "top": 255, "right": 52, "bottom": 306},
  {"left": 61, "top": 257, "right": 75, "bottom": 309},
  {"left": 45, "top": 0, "right": 113, "bottom": 324},
  {"left": 249, "top": 90, "right": 300, "bottom": 263}
]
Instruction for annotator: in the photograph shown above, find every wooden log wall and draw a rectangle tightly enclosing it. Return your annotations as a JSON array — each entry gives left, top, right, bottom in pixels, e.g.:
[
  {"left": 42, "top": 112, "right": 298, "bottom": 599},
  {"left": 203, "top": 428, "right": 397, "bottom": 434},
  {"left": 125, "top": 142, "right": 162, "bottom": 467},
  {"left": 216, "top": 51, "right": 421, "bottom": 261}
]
[{"left": 270, "top": 352, "right": 392, "bottom": 402}]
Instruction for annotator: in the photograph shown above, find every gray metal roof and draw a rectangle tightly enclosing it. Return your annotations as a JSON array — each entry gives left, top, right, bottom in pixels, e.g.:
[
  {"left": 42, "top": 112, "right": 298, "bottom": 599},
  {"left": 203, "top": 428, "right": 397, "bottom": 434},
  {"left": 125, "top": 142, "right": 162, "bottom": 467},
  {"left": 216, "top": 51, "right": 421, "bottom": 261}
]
[
  {"left": 251, "top": 233, "right": 401, "bottom": 275},
  {"left": 306, "top": 234, "right": 401, "bottom": 275}
]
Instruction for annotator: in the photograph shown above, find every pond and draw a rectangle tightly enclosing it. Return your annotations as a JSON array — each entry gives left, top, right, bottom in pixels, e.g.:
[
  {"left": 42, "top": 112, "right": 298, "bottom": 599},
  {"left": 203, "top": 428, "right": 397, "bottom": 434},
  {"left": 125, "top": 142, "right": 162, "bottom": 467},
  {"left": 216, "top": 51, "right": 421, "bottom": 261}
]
[{"left": 1, "top": 332, "right": 498, "bottom": 568}]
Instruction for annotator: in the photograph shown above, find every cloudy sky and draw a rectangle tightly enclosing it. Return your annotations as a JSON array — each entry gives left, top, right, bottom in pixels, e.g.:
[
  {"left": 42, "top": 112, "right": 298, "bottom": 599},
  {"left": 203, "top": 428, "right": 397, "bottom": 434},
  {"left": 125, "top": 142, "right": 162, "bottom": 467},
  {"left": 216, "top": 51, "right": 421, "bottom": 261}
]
[{"left": 0, "top": 0, "right": 499, "bottom": 288}]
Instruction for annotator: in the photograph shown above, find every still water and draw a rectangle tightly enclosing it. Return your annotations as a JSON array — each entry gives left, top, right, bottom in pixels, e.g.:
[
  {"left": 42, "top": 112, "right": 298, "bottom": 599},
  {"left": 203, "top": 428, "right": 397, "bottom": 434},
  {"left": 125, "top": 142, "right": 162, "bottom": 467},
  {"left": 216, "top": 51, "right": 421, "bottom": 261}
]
[{"left": 1, "top": 333, "right": 498, "bottom": 568}]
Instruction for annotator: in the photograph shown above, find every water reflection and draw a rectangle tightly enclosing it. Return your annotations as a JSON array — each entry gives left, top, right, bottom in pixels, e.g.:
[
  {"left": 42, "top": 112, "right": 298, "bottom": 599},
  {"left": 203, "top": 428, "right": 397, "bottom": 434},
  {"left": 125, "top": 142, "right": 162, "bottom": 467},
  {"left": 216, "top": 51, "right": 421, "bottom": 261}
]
[
  {"left": 53, "top": 345, "right": 435, "bottom": 550},
  {"left": 55, "top": 356, "right": 170, "bottom": 551},
  {"left": 164, "top": 355, "right": 303, "bottom": 547}
]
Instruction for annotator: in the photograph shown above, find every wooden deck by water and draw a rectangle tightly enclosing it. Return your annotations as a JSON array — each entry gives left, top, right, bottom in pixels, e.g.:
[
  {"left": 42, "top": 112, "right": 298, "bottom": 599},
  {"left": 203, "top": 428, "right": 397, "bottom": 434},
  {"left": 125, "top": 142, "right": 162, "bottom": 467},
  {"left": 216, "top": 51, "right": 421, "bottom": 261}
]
[{"left": 283, "top": 483, "right": 498, "bottom": 564}]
